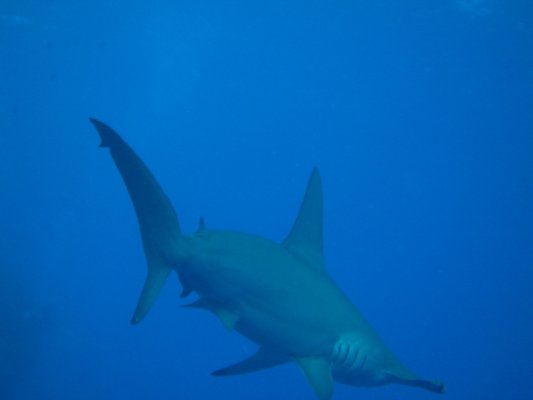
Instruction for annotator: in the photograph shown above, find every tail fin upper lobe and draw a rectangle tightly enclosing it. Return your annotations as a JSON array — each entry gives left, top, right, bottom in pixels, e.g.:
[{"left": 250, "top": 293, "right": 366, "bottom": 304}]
[{"left": 90, "top": 118, "right": 181, "bottom": 324}]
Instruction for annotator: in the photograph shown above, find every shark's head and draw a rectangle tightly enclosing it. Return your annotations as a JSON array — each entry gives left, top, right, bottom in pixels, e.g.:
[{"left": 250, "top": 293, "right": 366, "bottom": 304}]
[
  {"left": 330, "top": 335, "right": 393, "bottom": 386},
  {"left": 331, "top": 335, "right": 445, "bottom": 393}
]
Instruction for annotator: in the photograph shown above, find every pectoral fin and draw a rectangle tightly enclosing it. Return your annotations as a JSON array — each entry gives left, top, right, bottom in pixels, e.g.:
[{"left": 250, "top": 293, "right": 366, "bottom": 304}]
[
  {"left": 183, "top": 299, "right": 239, "bottom": 331},
  {"left": 296, "top": 357, "right": 333, "bottom": 400},
  {"left": 212, "top": 347, "right": 290, "bottom": 376},
  {"left": 216, "top": 308, "right": 239, "bottom": 331}
]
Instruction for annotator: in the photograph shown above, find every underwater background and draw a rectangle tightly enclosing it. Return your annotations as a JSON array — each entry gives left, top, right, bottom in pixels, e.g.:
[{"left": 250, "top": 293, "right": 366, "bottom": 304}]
[{"left": 1, "top": 0, "right": 532, "bottom": 399}]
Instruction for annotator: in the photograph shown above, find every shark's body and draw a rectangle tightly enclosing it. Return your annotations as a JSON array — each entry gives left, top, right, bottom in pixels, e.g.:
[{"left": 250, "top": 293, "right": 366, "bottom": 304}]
[{"left": 89, "top": 118, "right": 444, "bottom": 399}]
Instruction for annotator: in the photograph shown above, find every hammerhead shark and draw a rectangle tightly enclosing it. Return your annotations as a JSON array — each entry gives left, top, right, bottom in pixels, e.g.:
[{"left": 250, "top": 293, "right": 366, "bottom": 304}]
[{"left": 89, "top": 118, "right": 444, "bottom": 399}]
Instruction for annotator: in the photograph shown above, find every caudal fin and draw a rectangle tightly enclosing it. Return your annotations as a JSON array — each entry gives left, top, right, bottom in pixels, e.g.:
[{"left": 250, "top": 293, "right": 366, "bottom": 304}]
[{"left": 90, "top": 118, "right": 181, "bottom": 324}]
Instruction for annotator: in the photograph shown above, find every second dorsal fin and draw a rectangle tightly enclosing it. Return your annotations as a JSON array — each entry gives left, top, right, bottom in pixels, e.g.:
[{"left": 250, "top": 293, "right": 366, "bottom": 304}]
[{"left": 197, "top": 217, "right": 206, "bottom": 233}]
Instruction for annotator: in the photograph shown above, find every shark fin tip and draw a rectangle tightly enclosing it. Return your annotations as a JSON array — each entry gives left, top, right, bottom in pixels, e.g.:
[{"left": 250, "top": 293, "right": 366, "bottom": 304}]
[
  {"left": 434, "top": 381, "right": 446, "bottom": 393},
  {"left": 197, "top": 217, "right": 206, "bottom": 233},
  {"left": 89, "top": 117, "right": 121, "bottom": 148}
]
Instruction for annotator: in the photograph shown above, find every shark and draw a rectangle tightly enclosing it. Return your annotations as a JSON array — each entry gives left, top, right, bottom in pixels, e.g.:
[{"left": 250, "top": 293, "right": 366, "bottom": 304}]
[{"left": 89, "top": 118, "right": 445, "bottom": 399}]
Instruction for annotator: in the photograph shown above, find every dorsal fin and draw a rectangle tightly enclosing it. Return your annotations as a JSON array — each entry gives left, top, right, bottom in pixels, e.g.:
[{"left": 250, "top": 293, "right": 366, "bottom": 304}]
[
  {"left": 197, "top": 217, "right": 206, "bottom": 233},
  {"left": 283, "top": 168, "right": 324, "bottom": 269}
]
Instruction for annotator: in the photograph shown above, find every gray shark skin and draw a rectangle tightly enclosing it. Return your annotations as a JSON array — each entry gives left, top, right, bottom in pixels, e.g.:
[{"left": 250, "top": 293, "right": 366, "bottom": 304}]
[{"left": 89, "top": 118, "right": 444, "bottom": 399}]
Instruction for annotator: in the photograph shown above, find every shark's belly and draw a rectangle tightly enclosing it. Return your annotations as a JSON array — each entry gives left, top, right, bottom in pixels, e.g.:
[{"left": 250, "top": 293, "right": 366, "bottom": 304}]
[
  {"left": 233, "top": 300, "right": 338, "bottom": 356},
  {"left": 186, "top": 231, "right": 384, "bottom": 358},
  {"left": 192, "top": 268, "right": 349, "bottom": 355}
]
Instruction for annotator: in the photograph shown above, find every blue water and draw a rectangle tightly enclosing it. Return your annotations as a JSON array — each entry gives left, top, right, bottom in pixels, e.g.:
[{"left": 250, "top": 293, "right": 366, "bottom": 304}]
[{"left": 1, "top": 1, "right": 532, "bottom": 399}]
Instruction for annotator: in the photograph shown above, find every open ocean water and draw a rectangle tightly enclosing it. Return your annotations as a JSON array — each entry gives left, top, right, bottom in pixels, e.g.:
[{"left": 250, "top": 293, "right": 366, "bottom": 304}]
[{"left": 1, "top": 1, "right": 531, "bottom": 399}]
